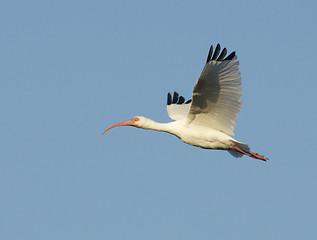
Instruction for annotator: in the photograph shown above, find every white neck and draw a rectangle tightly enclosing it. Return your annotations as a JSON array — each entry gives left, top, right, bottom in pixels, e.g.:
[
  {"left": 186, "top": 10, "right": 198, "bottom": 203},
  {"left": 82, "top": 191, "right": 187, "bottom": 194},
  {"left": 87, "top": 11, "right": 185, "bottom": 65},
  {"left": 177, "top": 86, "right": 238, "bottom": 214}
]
[{"left": 140, "top": 118, "right": 173, "bottom": 132}]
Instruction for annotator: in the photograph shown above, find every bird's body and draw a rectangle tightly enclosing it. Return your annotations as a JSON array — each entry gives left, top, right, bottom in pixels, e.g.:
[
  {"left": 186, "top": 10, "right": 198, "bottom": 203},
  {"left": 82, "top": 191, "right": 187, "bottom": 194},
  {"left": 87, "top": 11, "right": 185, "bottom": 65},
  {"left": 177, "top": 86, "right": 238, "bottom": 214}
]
[
  {"left": 136, "top": 117, "right": 234, "bottom": 149},
  {"left": 103, "top": 44, "right": 268, "bottom": 161}
]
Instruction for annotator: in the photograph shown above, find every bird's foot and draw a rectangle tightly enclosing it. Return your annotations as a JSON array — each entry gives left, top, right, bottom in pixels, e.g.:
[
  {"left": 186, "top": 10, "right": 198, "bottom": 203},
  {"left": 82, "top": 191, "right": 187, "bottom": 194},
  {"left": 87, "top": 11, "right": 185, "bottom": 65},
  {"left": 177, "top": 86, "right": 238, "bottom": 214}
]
[{"left": 232, "top": 146, "right": 268, "bottom": 161}]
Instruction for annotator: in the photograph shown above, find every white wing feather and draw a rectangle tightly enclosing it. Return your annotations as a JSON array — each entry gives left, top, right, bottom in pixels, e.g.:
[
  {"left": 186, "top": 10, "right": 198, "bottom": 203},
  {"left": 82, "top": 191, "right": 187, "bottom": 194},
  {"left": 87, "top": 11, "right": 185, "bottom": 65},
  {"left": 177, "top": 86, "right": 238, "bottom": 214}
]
[
  {"left": 187, "top": 56, "right": 242, "bottom": 135},
  {"left": 167, "top": 103, "right": 192, "bottom": 121}
]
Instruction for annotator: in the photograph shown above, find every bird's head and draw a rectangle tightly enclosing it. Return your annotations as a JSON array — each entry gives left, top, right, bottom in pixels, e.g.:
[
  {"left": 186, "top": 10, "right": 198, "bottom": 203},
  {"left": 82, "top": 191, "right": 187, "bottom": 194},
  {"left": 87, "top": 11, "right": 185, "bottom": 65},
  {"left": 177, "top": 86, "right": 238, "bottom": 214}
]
[{"left": 102, "top": 116, "right": 148, "bottom": 134}]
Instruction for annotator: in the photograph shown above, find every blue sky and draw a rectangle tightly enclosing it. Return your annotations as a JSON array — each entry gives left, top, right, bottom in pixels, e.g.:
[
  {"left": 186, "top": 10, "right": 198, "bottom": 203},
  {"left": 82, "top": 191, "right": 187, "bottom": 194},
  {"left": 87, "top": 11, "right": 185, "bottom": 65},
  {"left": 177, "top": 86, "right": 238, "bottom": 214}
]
[{"left": 1, "top": 0, "right": 317, "bottom": 239}]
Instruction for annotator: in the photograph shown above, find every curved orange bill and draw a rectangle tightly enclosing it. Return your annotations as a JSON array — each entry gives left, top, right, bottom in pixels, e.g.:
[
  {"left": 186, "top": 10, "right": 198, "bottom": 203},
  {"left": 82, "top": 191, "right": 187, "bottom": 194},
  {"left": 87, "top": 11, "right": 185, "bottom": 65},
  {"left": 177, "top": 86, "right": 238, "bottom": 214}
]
[{"left": 102, "top": 120, "right": 134, "bottom": 134}]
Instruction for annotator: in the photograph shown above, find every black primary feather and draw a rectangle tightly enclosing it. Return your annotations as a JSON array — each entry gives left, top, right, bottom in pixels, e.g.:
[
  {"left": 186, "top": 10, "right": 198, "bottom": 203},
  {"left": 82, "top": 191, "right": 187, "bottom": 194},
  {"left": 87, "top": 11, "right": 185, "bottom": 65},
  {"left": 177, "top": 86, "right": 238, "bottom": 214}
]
[
  {"left": 211, "top": 44, "right": 221, "bottom": 60},
  {"left": 167, "top": 92, "right": 191, "bottom": 105},
  {"left": 224, "top": 51, "right": 236, "bottom": 60},
  {"left": 167, "top": 93, "right": 172, "bottom": 105},
  {"left": 172, "top": 92, "right": 179, "bottom": 104},
  {"left": 217, "top": 48, "right": 227, "bottom": 61},
  {"left": 177, "top": 96, "right": 185, "bottom": 104},
  {"left": 206, "top": 44, "right": 235, "bottom": 62},
  {"left": 206, "top": 45, "right": 213, "bottom": 63}
]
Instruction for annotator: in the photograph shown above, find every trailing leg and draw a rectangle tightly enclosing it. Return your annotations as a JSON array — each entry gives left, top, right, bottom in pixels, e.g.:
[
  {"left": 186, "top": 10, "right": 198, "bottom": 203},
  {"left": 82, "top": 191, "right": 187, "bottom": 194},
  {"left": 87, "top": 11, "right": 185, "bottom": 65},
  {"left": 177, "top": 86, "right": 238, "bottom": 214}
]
[{"left": 232, "top": 145, "right": 268, "bottom": 161}]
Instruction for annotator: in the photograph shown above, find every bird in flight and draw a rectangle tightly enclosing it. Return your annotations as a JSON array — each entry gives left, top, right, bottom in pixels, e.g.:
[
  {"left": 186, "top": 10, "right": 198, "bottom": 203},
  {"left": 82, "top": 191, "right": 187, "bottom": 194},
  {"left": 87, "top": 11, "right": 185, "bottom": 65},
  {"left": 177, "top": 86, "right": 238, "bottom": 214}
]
[{"left": 102, "top": 44, "right": 268, "bottom": 161}]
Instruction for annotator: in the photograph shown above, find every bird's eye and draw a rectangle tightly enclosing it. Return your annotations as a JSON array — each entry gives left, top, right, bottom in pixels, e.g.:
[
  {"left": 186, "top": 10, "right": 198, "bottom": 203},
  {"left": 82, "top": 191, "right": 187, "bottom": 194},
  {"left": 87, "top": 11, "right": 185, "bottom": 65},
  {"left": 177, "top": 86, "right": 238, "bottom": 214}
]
[{"left": 134, "top": 118, "right": 139, "bottom": 121}]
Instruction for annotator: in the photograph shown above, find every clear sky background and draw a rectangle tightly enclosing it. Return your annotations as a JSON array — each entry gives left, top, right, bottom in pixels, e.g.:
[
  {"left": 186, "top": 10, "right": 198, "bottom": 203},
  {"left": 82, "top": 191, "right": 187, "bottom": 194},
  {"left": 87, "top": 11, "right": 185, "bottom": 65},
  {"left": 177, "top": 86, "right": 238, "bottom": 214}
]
[{"left": 1, "top": 0, "right": 317, "bottom": 239}]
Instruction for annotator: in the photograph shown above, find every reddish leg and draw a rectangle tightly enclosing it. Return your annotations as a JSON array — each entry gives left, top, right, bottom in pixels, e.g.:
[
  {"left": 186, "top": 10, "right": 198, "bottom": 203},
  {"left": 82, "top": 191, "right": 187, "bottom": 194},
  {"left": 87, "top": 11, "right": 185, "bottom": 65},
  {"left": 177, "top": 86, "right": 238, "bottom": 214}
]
[{"left": 232, "top": 146, "right": 268, "bottom": 161}]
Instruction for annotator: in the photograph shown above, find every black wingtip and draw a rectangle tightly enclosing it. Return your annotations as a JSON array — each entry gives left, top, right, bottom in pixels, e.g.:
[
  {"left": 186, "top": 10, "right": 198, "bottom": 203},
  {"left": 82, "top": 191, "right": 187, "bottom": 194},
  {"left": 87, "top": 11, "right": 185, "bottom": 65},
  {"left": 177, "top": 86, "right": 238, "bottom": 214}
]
[
  {"left": 206, "top": 45, "right": 213, "bottom": 63},
  {"left": 167, "top": 93, "right": 172, "bottom": 105},
  {"left": 206, "top": 44, "right": 236, "bottom": 62},
  {"left": 166, "top": 92, "right": 191, "bottom": 106},
  {"left": 177, "top": 96, "right": 185, "bottom": 104},
  {"left": 211, "top": 44, "right": 221, "bottom": 60},
  {"left": 217, "top": 48, "right": 227, "bottom": 61},
  {"left": 172, "top": 92, "right": 179, "bottom": 104},
  {"left": 224, "top": 51, "right": 236, "bottom": 60}
]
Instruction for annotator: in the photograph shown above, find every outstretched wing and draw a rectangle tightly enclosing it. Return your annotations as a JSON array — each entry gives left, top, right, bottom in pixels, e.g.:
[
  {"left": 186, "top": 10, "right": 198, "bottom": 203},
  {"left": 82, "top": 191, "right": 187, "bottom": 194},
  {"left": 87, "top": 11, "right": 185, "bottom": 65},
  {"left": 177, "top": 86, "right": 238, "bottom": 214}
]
[
  {"left": 187, "top": 44, "right": 242, "bottom": 136},
  {"left": 166, "top": 92, "right": 192, "bottom": 121}
]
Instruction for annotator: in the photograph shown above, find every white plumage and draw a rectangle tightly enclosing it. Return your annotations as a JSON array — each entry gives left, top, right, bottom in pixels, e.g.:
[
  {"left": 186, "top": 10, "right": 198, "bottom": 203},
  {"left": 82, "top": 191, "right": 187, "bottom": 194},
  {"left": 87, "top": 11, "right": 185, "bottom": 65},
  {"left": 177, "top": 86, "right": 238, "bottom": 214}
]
[
  {"left": 168, "top": 56, "right": 241, "bottom": 135},
  {"left": 167, "top": 103, "right": 191, "bottom": 121},
  {"left": 103, "top": 44, "right": 267, "bottom": 161}
]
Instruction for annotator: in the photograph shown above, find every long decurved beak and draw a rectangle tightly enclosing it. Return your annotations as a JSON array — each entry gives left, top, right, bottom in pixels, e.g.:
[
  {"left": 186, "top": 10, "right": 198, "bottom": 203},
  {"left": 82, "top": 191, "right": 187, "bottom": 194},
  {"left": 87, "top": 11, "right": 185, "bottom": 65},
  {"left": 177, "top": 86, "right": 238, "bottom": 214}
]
[{"left": 102, "top": 119, "right": 134, "bottom": 134}]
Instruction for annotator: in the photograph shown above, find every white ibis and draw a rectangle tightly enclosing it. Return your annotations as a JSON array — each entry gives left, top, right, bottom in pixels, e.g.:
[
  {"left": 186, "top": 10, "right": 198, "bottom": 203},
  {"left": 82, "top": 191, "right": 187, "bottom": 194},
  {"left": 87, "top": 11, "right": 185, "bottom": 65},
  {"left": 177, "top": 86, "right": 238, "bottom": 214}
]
[{"left": 102, "top": 44, "right": 268, "bottom": 161}]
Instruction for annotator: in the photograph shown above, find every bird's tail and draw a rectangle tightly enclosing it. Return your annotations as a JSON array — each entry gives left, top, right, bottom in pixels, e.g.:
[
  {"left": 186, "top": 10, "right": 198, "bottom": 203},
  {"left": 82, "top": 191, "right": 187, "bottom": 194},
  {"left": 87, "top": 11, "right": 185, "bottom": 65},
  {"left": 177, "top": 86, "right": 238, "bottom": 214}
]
[{"left": 228, "top": 141, "right": 268, "bottom": 161}]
